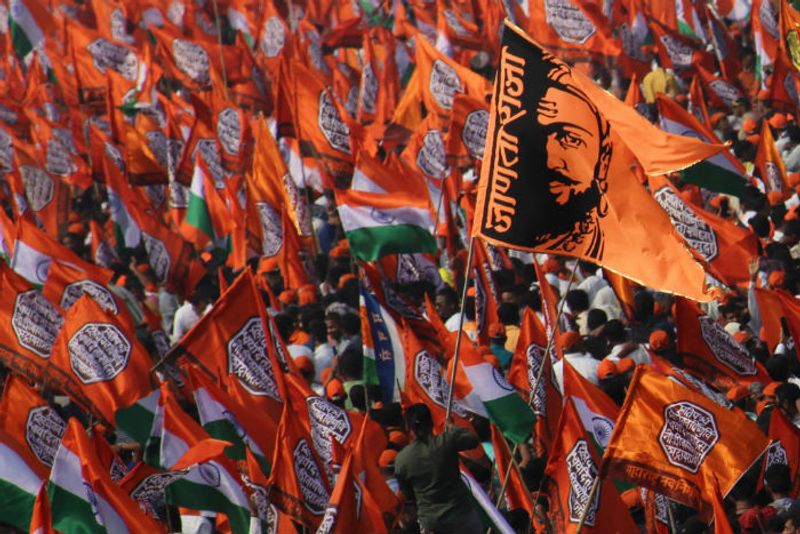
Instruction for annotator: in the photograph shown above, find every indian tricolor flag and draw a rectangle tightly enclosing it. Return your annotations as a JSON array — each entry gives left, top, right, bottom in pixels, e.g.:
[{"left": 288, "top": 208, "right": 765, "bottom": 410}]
[
  {"left": 48, "top": 419, "right": 162, "bottom": 533},
  {"left": 9, "top": 0, "right": 53, "bottom": 59},
  {"left": 114, "top": 388, "right": 160, "bottom": 446},
  {"left": 156, "top": 384, "right": 253, "bottom": 534},
  {"left": 0, "top": 429, "right": 46, "bottom": 532},
  {"left": 657, "top": 94, "right": 748, "bottom": 197},
  {"left": 360, "top": 281, "right": 405, "bottom": 403},
  {"left": 103, "top": 150, "right": 142, "bottom": 249},
  {"left": 336, "top": 187, "right": 437, "bottom": 261},
  {"left": 454, "top": 345, "right": 536, "bottom": 444},
  {"left": 181, "top": 157, "right": 216, "bottom": 249}
]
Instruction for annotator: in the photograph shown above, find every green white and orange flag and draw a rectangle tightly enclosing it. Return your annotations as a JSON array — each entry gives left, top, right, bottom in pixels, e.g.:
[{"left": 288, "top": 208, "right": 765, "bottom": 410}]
[
  {"left": 48, "top": 418, "right": 164, "bottom": 534},
  {"left": 0, "top": 428, "right": 48, "bottom": 532},
  {"left": 48, "top": 295, "right": 155, "bottom": 425},
  {"left": 335, "top": 186, "right": 437, "bottom": 261},
  {"left": 9, "top": 0, "right": 57, "bottom": 59},
  {"left": 473, "top": 21, "right": 717, "bottom": 302},
  {"left": 657, "top": 94, "right": 748, "bottom": 197},
  {"left": 180, "top": 155, "right": 234, "bottom": 250}
]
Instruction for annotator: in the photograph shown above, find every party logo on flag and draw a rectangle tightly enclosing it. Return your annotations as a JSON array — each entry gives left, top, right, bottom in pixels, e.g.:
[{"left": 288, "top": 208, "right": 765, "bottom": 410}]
[
  {"left": 131, "top": 470, "right": 189, "bottom": 516},
  {"left": 544, "top": 0, "right": 595, "bottom": 44},
  {"left": 0, "top": 130, "right": 12, "bottom": 173},
  {"left": 765, "top": 162, "right": 783, "bottom": 192},
  {"left": 658, "top": 401, "right": 719, "bottom": 473},
  {"left": 416, "top": 130, "right": 447, "bottom": 178},
  {"left": 20, "top": 167, "right": 53, "bottom": 210},
  {"left": 306, "top": 397, "right": 351, "bottom": 458},
  {"left": 317, "top": 509, "right": 336, "bottom": 534},
  {"left": 217, "top": 108, "right": 241, "bottom": 156},
  {"left": 708, "top": 80, "right": 741, "bottom": 108},
  {"left": 361, "top": 64, "right": 378, "bottom": 115},
  {"left": 142, "top": 233, "right": 170, "bottom": 283},
  {"left": 526, "top": 343, "right": 547, "bottom": 416},
  {"left": 260, "top": 17, "right": 285, "bottom": 57},
  {"left": 13, "top": 290, "right": 63, "bottom": 357},
  {"left": 68, "top": 323, "right": 131, "bottom": 384},
  {"left": 193, "top": 139, "right": 225, "bottom": 187},
  {"left": 86, "top": 39, "right": 138, "bottom": 80},
  {"left": 293, "top": 439, "right": 328, "bottom": 515},
  {"left": 318, "top": 92, "right": 351, "bottom": 154},
  {"left": 760, "top": 0, "right": 779, "bottom": 38},
  {"left": 698, "top": 317, "right": 757, "bottom": 375},
  {"left": 660, "top": 35, "right": 694, "bottom": 69},
  {"left": 653, "top": 186, "right": 718, "bottom": 262},
  {"left": 62, "top": 281, "right": 118, "bottom": 314},
  {"left": 226, "top": 317, "right": 281, "bottom": 400},
  {"left": 414, "top": 350, "right": 467, "bottom": 416},
  {"left": 255, "top": 202, "right": 282, "bottom": 257},
  {"left": 429, "top": 59, "right": 462, "bottom": 111},
  {"left": 765, "top": 441, "right": 789, "bottom": 470},
  {"left": 566, "top": 439, "right": 600, "bottom": 525},
  {"left": 463, "top": 109, "right": 489, "bottom": 159},
  {"left": 46, "top": 139, "right": 77, "bottom": 176},
  {"left": 145, "top": 131, "right": 168, "bottom": 169},
  {"left": 26, "top": 405, "right": 65, "bottom": 466},
  {"left": 172, "top": 39, "right": 210, "bottom": 85}
]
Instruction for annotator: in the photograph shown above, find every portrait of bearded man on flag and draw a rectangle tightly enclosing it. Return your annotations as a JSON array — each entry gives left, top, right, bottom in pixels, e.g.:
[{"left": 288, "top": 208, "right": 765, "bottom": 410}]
[{"left": 532, "top": 55, "right": 612, "bottom": 259}]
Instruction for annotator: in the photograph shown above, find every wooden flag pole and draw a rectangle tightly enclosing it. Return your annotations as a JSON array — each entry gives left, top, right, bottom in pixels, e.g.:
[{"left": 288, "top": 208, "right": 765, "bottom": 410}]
[
  {"left": 574, "top": 475, "right": 601, "bottom": 534},
  {"left": 210, "top": 0, "right": 230, "bottom": 100},
  {"left": 444, "top": 235, "right": 476, "bottom": 422}
]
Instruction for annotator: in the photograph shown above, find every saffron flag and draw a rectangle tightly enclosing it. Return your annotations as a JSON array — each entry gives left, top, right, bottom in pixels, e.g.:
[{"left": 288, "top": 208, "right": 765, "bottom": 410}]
[
  {"left": 29, "top": 484, "right": 54, "bottom": 534},
  {"left": 48, "top": 419, "right": 163, "bottom": 534},
  {"left": 473, "top": 21, "right": 714, "bottom": 302},
  {"left": 601, "top": 367, "right": 770, "bottom": 509},
  {"left": 543, "top": 398, "right": 638, "bottom": 533},
  {"left": 754, "top": 120, "right": 791, "bottom": 200}
]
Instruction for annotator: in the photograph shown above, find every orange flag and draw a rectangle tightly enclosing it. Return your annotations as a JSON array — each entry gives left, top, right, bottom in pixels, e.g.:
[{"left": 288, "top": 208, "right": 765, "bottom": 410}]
[
  {"left": 41, "top": 260, "right": 118, "bottom": 315},
  {"left": 754, "top": 120, "right": 792, "bottom": 200},
  {"left": 601, "top": 367, "right": 770, "bottom": 509},
  {"left": 0, "top": 376, "right": 66, "bottom": 471},
  {"left": 763, "top": 409, "right": 800, "bottom": 497},
  {"left": 490, "top": 423, "right": 533, "bottom": 517},
  {"left": 526, "top": 0, "right": 621, "bottom": 57},
  {"left": 473, "top": 21, "right": 717, "bottom": 301},
  {"left": 711, "top": 477, "right": 735, "bottom": 534},
  {"left": 48, "top": 295, "right": 154, "bottom": 425},
  {"left": 640, "top": 489, "right": 672, "bottom": 534},
  {"left": 675, "top": 298, "right": 772, "bottom": 388},
  {"left": 648, "top": 174, "right": 759, "bottom": 286},
  {"left": 29, "top": 484, "right": 54, "bottom": 534},
  {"left": 543, "top": 398, "right": 638, "bottom": 533},
  {"left": 753, "top": 287, "right": 800, "bottom": 354}
]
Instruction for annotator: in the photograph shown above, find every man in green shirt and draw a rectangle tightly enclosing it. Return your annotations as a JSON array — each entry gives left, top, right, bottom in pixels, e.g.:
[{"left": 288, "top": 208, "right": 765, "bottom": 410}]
[{"left": 394, "top": 404, "right": 483, "bottom": 533}]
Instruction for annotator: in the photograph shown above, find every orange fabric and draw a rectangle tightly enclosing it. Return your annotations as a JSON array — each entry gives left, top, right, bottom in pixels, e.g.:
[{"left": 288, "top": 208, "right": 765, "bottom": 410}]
[
  {"left": 41, "top": 260, "right": 118, "bottom": 315},
  {"left": 752, "top": 287, "right": 800, "bottom": 353},
  {"left": 543, "top": 398, "right": 639, "bottom": 533},
  {"left": 765, "top": 409, "right": 800, "bottom": 497},
  {"left": 491, "top": 423, "right": 533, "bottom": 517},
  {"left": 754, "top": 120, "right": 791, "bottom": 200},
  {"left": 602, "top": 367, "right": 770, "bottom": 510}
]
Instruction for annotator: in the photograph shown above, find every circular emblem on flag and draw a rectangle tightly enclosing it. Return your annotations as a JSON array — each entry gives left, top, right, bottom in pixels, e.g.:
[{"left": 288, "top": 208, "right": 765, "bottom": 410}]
[
  {"left": 266, "top": 318, "right": 290, "bottom": 370},
  {"left": 708, "top": 79, "right": 742, "bottom": 108},
  {"left": 317, "top": 91, "right": 352, "bottom": 155},
  {"left": 255, "top": 201, "right": 283, "bottom": 257},
  {"left": 360, "top": 63, "right": 378, "bottom": 116},
  {"left": 193, "top": 139, "right": 225, "bottom": 188},
  {"left": 653, "top": 186, "right": 719, "bottom": 262},
  {"left": 413, "top": 350, "right": 468, "bottom": 417},
  {"left": 620, "top": 22, "right": 648, "bottom": 63},
  {"left": 429, "top": 59, "right": 462, "bottom": 111},
  {"left": 566, "top": 439, "right": 600, "bottom": 526},
  {"left": 86, "top": 38, "right": 138, "bottom": 81},
  {"left": 293, "top": 438, "right": 328, "bottom": 515},
  {"left": 142, "top": 233, "right": 171, "bottom": 284},
  {"left": 306, "top": 397, "right": 352, "bottom": 465},
  {"left": 169, "top": 180, "right": 190, "bottom": 210},
  {"left": 172, "top": 38, "right": 210, "bottom": 85},
  {"left": 145, "top": 130, "right": 168, "bottom": 170},
  {"left": 443, "top": 9, "right": 469, "bottom": 37},
  {"left": 61, "top": 281, "right": 119, "bottom": 314},
  {"left": 109, "top": 457, "right": 128, "bottom": 481},
  {"left": 110, "top": 8, "right": 129, "bottom": 43},
  {"left": 131, "top": 469, "right": 189, "bottom": 516},
  {"left": 659, "top": 35, "right": 694, "bottom": 69},
  {"left": 698, "top": 316, "right": 757, "bottom": 376},
  {"left": 25, "top": 405, "right": 66, "bottom": 467},
  {"left": 304, "top": 30, "right": 330, "bottom": 76},
  {"left": 260, "top": 16, "right": 286, "bottom": 58},
  {"left": 68, "top": 322, "right": 132, "bottom": 384},
  {"left": 166, "top": 1, "right": 185, "bottom": 25},
  {"left": 144, "top": 184, "right": 166, "bottom": 210},
  {"left": 492, "top": 366, "right": 516, "bottom": 393},
  {"left": 282, "top": 173, "right": 312, "bottom": 236},
  {"left": 45, "top": 138, "right": 76, "bottom": 176},
  {"left": 12, "top": 290, "right": 63, "bottom": 358},
  {"left": 765, "top": 161, "right": 784, "bottom": 193},
  {"left": 526, "top": 343, "right": 547, "bottom": 416},
  {"left": 462, "top": 109, "right": 489, "bottom": 160},
  {"left": 760, "top": 0, "right": 780, "bottom": 39},
  {"left": 104, "top": 142, "right": 126, "bottom": 174},
  {"left": 395, "top": 253, "right": 441, "bottom": 286},
  {"left": 217, "top": 107, "right": 242, "bottom": 156},
  {"left": 167, "top": 138, "right": 185, "bottom": 179},
  {"left": 590, "top": 415, "right": 614, "bottom": 448},
  {"left": 709, "top": 21, "right": 728, "bottom": 60},
  {"left": 0, "top": 128, "right": 12, "bottom": 173},
  {"left": 658, "top": 401, "right": 720, "bottom": 473},
  {"left": 19, "top": 166, "right": 54, "bottom": 211},
  {"left": 198, "top": 463, "right": 221, "bottom": 487},
  {"left": 369, "top": 207, "right": 395, "bottom": 225},
  {"left": 226, "top": 317, "right": 282, "bottom": 401},
  {"left": 416, "top": 130, "right": 447, "bottom": 179},
  {"left": 544, "top": 0, "right": 596, "bottom": 44}
]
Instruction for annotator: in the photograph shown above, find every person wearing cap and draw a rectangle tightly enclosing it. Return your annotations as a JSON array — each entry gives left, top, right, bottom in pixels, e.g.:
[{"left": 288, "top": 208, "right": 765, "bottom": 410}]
[
  {"left": 487, "top": 322, "right": 513, "bottom": 370},
  {"left": 394, "top": 404, "right": 482, "bottom": 533},
  {"left": 597, "top": 359, "right": 626, "bottom": 406},
  {"left": 552, "top": 331, "right": 600, "bottom": 392}
]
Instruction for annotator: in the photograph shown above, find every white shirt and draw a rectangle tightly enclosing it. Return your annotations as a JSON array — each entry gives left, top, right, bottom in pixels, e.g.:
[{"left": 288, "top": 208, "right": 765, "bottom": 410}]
[
  {"left": 171, "top": 301, "right": 201, "bottom": 343},
  {"left": 552, "top": 352, "right": 600, "bottom": 393},
  {"left": 312, "top": 343, "right": 335, "bottom": 383},
  {"left": 606, "top": 343, "right": 652, "bottom": 365}
]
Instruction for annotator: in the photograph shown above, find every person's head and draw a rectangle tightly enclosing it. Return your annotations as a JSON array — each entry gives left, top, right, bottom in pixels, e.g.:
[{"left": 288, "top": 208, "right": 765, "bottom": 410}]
[
  {"left": 565, "top": 289, "right": 590, "bottom": 314},
  {"left": 324, "top": 312, "right": 342, "bottom": 341},
  {"left": 776, "top": 383, "right": 800, "bottom": 418},
  {"left": 435, "top": 286, "right": 459, "bottom": 320},
  {"left": 602, "top": 319, "right": 627, "bottom": 345},
  {"left": 498, "top": 302, "right": 520, "bottom": 326},
  {"left": 188, "top": 286, "right": 212, "bottom": 313},
  {"left": 586, "top": 308, "right": 608, "bottom": 332},
  {"left": 336, "top": 347, "right": 363, "bottom": 381},
  {"left": 404, "top": 403, "right": 433, "bottom": 439},
  {"left": 765, "top": 463, "right": 792, "bottom": 498}
]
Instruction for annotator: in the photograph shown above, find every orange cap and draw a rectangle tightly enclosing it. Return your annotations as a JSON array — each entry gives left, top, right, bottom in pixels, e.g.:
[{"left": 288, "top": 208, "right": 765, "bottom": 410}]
[
  {"left": 726, "top": 384, "right": 750, "bottom": 402},
  {"left": 767, "top": 191, "right": 785, "bottom": 206},
  {"left": 298, "top": 286, "right": 317, "bottom": 306},
  {"left": 325, "top": 378, "right": 345, "bottom": 399},
  {"left": 560, "top": 331, "right": 582, "bottom": 352},
  {"left": 597, "top": 359, "right": 618, "bottom": 380},
  {"left": 388, "top": 430, "right": 408, "bottom": 448},
  {"left": 768, "top": 270, "right": 786, "bottom": 288},
  {"left": 294, "top": 355, "right": 314, "bottom": 374},
  {"left": 466, "top": 286, "right": 476, "bottom": 297},
  {"left": 789, "top": 172, "right": 800, "bottom": 188},
  {"left": 279, "top": 289, "right": 297, "bottom": 305},
  {"left": 746, "top": 134, "right": 760, "bottom": 145},
  {"left": 756, "top": 398, "right": 772, "bottom": 415},
  {"left": 741, "top": 118, "right": 757, "bottom": 134},
  {"left": 769, "top": 113, "right": 788, "bottom": 129},
  {"left": 649, "top": 330, "right": 670, "bottom": 351},
  {"left": 488, "top": 322, "right": 506, "bottom": 338},
  {"left": 258, "top": 257, "right": 280, "bottom": 274},
  {"left": 764, "top": 381, "right": 782, "bottom": 397},
  {"left": 379, "top": 449, "right": 398, "bottom": 468},
  {"left": 757, "top": 88, "right": 771, "bottom": 101},
  {"left": 733, "top": 331, "right": 752, "bottom": 344},
  {"left": 617, "top": 358, "right": 635, "bottom": 374},
  {"left": 710, "top": 112, "right": 725, "bottom": 127}
]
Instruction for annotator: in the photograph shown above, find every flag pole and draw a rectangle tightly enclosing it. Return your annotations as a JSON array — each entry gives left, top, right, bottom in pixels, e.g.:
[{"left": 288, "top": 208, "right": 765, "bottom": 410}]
[
  {"left": 574, "top": 475, "right": 601, "bottom": 534},
  {"left": 444, "top": 235, "right": 476, "bottom": 422},
  {"left": 210, "top": 0, "right": 230, "bottom": 100},
  {"left": 491, "top": 261, "right": 579, "bottom": 511}
]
